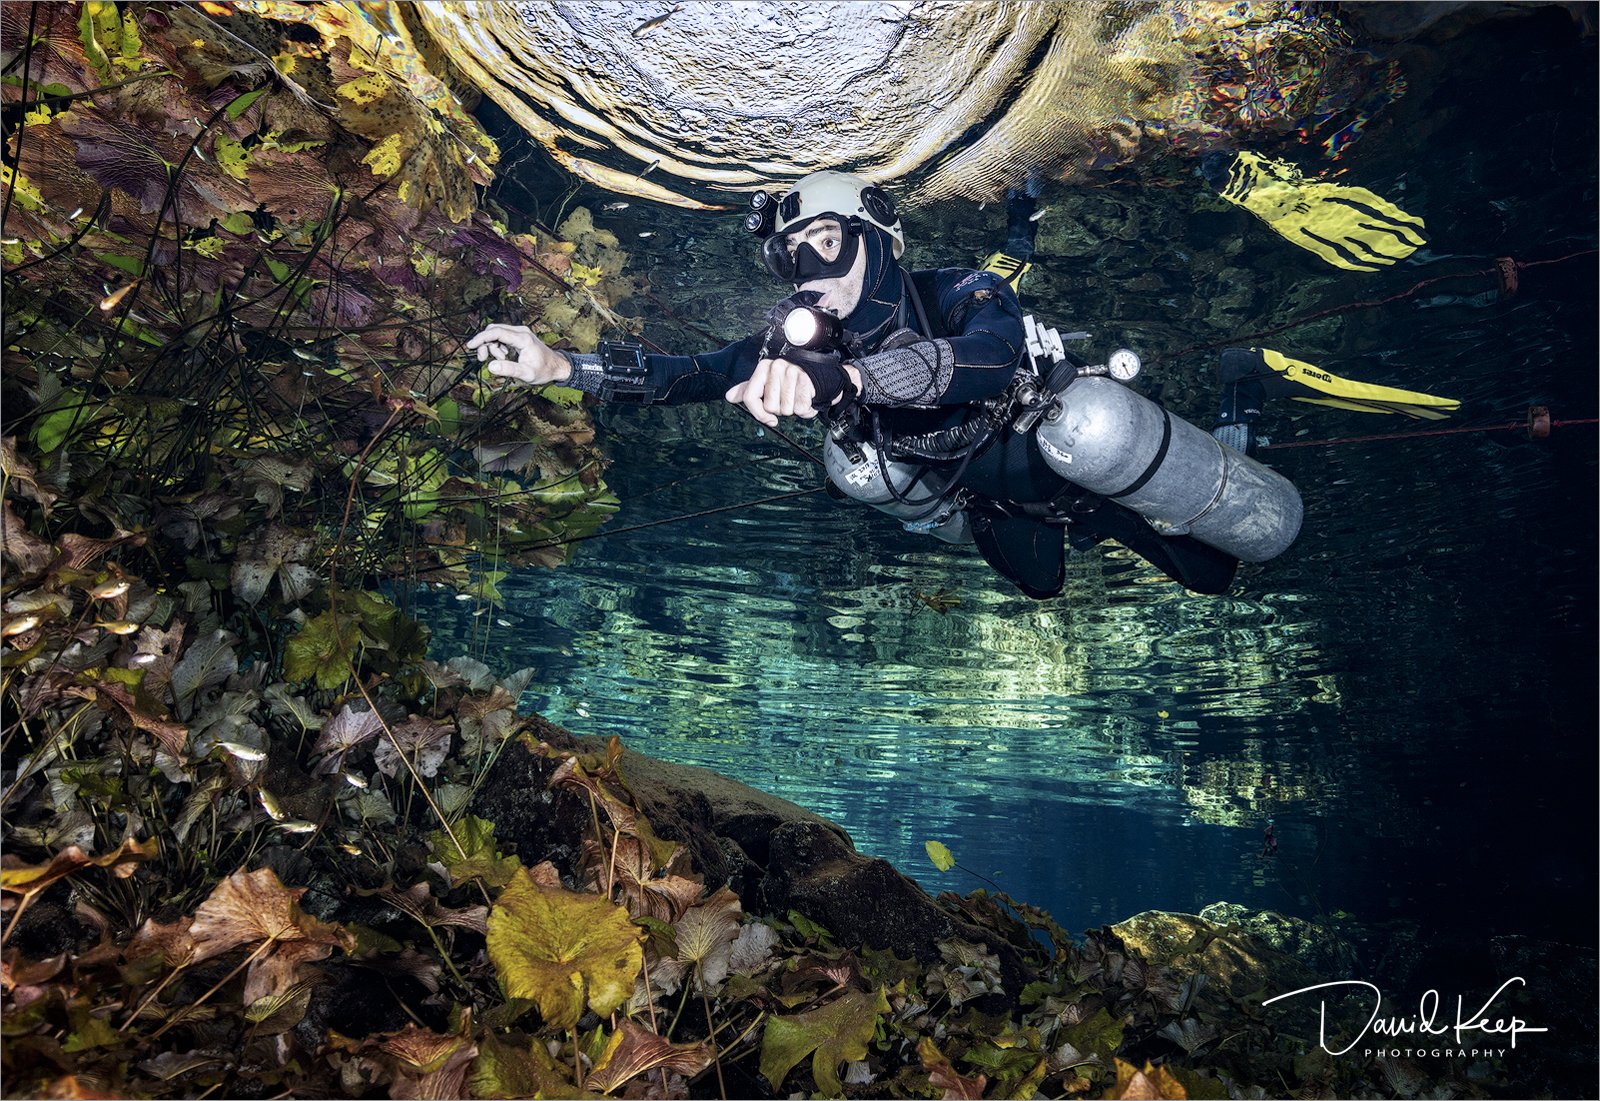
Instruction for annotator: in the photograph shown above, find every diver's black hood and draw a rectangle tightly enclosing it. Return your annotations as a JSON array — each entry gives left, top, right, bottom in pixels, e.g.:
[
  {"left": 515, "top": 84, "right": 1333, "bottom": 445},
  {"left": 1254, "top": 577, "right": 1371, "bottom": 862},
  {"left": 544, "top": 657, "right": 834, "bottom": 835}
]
[{"left": 841, "top": 225, "right": 905, "bottom": 350}]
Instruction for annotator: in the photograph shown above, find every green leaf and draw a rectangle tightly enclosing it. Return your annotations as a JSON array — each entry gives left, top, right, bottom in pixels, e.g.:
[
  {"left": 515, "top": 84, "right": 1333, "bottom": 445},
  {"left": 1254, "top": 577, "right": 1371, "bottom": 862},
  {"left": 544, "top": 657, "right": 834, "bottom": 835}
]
[
  {"left": 213, "top": 135, "right": 250, "bottom": 180},
  {"left": 225, "top": 86, "right": 269, "bottom": 120},
  {"left": 925, "top": 839, "right": 955, "bottom": 872},
  {"left": 428, "top": 815, "right": 520, "bottom": 888},
  {"left": 282, "top": 610, "right": 355, "bottom": 691},
  {"left": 99, "top": 253, "right": 146, "bottom": 277},
  {"left": 435, "top": 397, "right": 461, "bottom": 437},
  {"left": 486, "top": 869, "right": 643, "bottom": 1031},
  {"left": 758, "top": 985, "right": 890, "bottom": 1096},
  {"left": 219, "top": 211, "right": 254, "bottom": 235},
  {"left": 30, "top": 393, "right": 89, "bottom": 454},
  {"left": 1061, "top": 1007, "right": 1125, "bottom": 1058},
  {"left": 264, "top": 256, "right": 291, "bottom": 283},
  {"left": 787, "top": 909, "right": 833, "bottom": 944},
  {"left": 470, "top": 1032, "right": 592, "bottom": 1100}
]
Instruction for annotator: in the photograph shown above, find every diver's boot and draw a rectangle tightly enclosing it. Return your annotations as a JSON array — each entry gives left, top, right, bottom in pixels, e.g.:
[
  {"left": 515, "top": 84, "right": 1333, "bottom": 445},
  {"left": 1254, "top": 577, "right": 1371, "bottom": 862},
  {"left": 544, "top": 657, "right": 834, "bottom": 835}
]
[{"left": 982, "top": 184, "right": 1042, "bottom": 293}]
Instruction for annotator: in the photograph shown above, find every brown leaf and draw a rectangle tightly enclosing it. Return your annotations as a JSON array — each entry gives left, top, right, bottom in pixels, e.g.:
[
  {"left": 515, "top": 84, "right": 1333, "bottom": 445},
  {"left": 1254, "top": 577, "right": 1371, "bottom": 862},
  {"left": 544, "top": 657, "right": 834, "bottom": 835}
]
[
  {"left": 55, "top": 530, "right": 141, "bottom": 573},
  {"left": 381, "top": 1020, "right": 479, "bottom": 1100},
  {"left": 131, "top": 619, "right": 186, "bottom": 703},
  {"left": 242, "top": 937, "right": 332, "bottom": 1006},
  {"left": 0, "top": 837, "right": 159, "bottom": 900},
  {"left": 673, "top": 886, "right": 741, "bottom": 990},
  {"left": 586, "top": 1020, "right": 713, "bottom": 1095},
  {"left": 917, "top": 1038, "right": 987, "bottom": 1100},
  {"left": 125, "top": 916, "right": 196, "bottom": 967},
  {"left": 372, "top": 715, "right": 452, "bottom": 778},
  {"left": 188, "top": 867, "right": 346, "bottom": 963},
  {"left": 0, "top": 436, "right": 57, "bottom": 511},
  {"left": 1, "top": 500, "right": 54, "bottom": 575},
  {"left": 378, "top": 882, "right": 489, "bottom": 934},
  {"left": 74, "top": 680, "right": 187, "bottom": 757},
  {"left": 1112, "top": 1059, "right": 1189, "bottom": 1100},
  {"left": 583, "top": 835, "right": 702, "bottom": 923}
]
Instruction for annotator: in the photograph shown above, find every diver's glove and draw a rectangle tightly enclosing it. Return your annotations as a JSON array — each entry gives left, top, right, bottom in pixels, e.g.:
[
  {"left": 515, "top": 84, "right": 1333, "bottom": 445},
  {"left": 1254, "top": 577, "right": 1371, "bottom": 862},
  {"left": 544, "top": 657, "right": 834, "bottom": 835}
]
[
  {"left": 1204, "top": 150, "right": 1427, "bottom": 272},
  {"left": 791, "top": 355, "right": 854, "bottom": 412}
]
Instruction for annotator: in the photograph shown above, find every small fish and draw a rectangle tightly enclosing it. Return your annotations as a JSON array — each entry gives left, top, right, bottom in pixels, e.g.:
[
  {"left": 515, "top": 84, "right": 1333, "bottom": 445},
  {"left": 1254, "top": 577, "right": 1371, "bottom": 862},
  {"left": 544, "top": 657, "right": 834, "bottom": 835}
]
[
  {"left": 68, "top": 207, "right": 84, "bottom": 220},
  {"left": 95, "top": 620, "right": 141, "bottom": 635},
  {"left": 602, "top": 201, "right": 630, "bottom": 212},
  {"left": 276, "top": 819, "right": 318, "bottom": 834},
  {"left": 3, "top": 615, "right": 41, "bottom": 637},
  {"left": 631, "top": 5, "right": 681, "bottom": 36},
  {"left": 1029, "top": 206, "right": 1049, "bottom": 222},
  {"left": 257, "top": 788, "right": 287, "bottom": 821},
  {"left": 90, "top": 579, "right": 130, "bottom": 599},
  {"left": 635, "top": 158, "right": 661, "bottom": 179},
  {"left": 913, "top": 587, "right": 960, "bottom": 614},
  {"left": 339, "top": 771, "right": 369, "bottom": 790},
  {"left": 337, "top": 842, "right": 362, "bottom": 855},
  {"left": 99, "top": 280, "right": 142, "bottom": 311},
  {"left": 217, "top": 741, "right": 269, "bottom": 762},
  {"left": 131, "top": 653, "right": 157, "bottom": 665},
  {"left": 638, "top": 231, "right": 655, "bottom": 238}
]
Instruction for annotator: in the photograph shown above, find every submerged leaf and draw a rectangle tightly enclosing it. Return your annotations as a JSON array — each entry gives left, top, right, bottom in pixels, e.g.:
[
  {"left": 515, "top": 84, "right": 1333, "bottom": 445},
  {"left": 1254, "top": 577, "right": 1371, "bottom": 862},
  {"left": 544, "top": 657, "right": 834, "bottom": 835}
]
[
  {"left": 485, "top": 868, "right": 643, "bottom": 1030},
  {"left": 0, "top": 837, "right": 159, "bottom": 900},
  {"left": 917, "top": 1037, "right": 988, "bottom": 1100},
  {"left": 758, "top": 985, "right": 891, "bottom": 1097},
  {"left": 673, "top": 885, "right": 741, "bottom": 992},
  {"left": 170, "top": 629, "right": 238, "bottom": 719},
  {"left": 189, "top": 867, "right": 345, "bottom": 962},
  {"left": 586, "top": 1020, "right": 714, "bottom": 1095},
  {"left": 925, "top": 839, "right": 956, "bottom": 872},
  {"left": 427, "top": 815, "right": 520, "bottom": 888}
]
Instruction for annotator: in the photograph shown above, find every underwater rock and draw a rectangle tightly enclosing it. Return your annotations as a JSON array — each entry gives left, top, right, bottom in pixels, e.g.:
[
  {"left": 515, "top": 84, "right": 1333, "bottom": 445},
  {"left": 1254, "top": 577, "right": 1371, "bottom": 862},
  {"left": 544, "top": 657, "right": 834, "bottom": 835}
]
[
  {"left": 473, "top": 722, "right": 1030, "bottom": 990},
  {"left": 1197, "top": 901, "right": 1360, "bottom": 979},
  {"left": 416, "top": 1, "right": 1398, "bottom": 206},
  {"left": 1110, "top": 906, "right": 1330, "bottom": 997}
]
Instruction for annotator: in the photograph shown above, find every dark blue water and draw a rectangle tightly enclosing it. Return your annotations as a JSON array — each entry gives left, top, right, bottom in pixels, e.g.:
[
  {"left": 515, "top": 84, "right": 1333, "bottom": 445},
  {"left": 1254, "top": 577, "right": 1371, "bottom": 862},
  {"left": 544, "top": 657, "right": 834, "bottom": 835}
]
[{"left": 419, "top": 7, "right": 1597, "bottom": 953}]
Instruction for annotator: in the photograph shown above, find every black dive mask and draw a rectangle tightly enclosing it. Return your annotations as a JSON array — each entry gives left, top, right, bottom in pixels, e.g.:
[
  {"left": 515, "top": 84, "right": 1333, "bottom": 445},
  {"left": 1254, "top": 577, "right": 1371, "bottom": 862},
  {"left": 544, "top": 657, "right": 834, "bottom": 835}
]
[{"left": 762, "top": 216, "right": 863, "bottom": 283}]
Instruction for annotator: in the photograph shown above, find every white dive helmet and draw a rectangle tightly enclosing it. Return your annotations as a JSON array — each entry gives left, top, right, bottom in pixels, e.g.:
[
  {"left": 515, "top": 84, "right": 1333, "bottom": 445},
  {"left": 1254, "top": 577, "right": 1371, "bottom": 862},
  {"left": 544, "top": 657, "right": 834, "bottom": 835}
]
[{"left": 775, "top": 171, "right": 905, "bottom": 259}]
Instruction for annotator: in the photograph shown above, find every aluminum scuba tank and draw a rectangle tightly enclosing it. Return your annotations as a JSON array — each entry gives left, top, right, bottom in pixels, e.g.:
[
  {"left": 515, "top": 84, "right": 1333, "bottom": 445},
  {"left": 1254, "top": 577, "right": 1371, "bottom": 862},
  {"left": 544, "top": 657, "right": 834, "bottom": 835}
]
[
  {"left": 1032, "top": 376, "right": 1301, "bottom": 562},
  {"left": 822, "top": 436, "right": 973, "bottom": 544}
]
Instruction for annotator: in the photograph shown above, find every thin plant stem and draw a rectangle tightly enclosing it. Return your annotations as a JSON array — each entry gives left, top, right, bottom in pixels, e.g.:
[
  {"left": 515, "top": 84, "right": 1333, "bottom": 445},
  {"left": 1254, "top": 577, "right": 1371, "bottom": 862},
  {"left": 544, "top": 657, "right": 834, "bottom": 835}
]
[
  {"left": 702, "top": 990, "right": 727, "bottom": 1100},
  {"left": 149, "top": 934, "right": 280, "bottom": 1040},
  {"left": 118, "top": 956, "right": 193, "bottom": 1032}
]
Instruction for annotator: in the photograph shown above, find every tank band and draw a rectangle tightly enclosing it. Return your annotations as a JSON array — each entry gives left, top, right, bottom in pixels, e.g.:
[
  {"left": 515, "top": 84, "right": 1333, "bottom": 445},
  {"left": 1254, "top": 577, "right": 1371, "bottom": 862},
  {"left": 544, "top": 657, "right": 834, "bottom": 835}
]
[{"left": 1105, "top": 406, "right": 1172, "bottom": 500}]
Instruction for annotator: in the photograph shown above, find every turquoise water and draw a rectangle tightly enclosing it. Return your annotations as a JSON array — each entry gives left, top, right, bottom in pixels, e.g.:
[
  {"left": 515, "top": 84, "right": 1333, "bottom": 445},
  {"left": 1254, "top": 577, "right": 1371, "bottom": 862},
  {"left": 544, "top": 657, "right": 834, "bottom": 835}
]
[{"left": 418, "top": 8, "right": 1596, "bottom": 949}]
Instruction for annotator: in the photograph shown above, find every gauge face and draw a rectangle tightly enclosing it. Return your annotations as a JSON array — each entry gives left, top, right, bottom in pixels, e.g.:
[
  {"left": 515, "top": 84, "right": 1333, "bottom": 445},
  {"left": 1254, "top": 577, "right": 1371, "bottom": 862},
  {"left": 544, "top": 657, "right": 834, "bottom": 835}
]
[{"left": 1108, "top": 348, "right": 1142, "bottom": 381}]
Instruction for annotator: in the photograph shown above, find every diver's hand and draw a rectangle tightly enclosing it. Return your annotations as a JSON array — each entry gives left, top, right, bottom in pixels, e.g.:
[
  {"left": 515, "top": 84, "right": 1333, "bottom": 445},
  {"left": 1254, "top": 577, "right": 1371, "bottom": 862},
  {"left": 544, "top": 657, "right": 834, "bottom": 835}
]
[
  {"left": 466, "top": 324, "right": 572, "bottom": 386},
  {"left": 726, "top": 358, "right": 862, "bottom": 427}
]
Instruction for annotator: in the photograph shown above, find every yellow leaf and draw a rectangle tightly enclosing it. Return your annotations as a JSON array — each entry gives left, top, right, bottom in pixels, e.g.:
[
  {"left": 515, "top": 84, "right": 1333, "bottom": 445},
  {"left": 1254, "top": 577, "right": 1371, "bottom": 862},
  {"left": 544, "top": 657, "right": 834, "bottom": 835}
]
[
  {"left": 485, "top": 868, "right": 643, "bottom": 1030},
  {"left": 335, "top": 73, "right": 391, "bottom": 106},
  {"left": 362, "top": 132, "right": 407, "bottom": 178},
  {"left": 925, "top": 839, "right": 956, "bottom": 872}
]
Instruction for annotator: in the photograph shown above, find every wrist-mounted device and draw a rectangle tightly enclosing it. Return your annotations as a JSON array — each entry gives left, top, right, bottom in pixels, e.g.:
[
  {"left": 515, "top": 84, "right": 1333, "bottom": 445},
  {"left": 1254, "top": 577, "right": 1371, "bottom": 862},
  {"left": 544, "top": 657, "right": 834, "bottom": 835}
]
[{"left": 596, "top": 340, "right": 653, "bottom": 402}]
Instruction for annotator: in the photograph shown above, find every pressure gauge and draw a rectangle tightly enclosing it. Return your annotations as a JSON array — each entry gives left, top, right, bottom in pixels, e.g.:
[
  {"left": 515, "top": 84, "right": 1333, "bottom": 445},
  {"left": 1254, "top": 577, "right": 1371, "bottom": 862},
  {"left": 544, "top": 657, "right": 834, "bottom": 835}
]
[{"left": 1107, "top": 348, "right": 1142, "bottom": 382}]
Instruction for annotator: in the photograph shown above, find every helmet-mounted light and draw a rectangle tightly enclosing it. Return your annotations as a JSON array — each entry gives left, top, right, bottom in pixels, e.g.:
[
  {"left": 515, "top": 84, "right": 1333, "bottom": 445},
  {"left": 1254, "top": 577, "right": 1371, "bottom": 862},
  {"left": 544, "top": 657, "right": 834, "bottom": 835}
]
[{"left": 744, "top": 190, "right": 778, "bottom": 238}]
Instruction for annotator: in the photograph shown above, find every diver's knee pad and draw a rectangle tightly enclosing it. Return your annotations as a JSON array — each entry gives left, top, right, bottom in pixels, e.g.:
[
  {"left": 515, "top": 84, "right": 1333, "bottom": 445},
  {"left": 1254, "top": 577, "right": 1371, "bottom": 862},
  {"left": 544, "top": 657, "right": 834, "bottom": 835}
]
[
  {"left": 1032, "top": 377, "right": 1302, "bottom": 562},
  {"left": 823, "top": 436, "right": 973, "bottom": 544}
]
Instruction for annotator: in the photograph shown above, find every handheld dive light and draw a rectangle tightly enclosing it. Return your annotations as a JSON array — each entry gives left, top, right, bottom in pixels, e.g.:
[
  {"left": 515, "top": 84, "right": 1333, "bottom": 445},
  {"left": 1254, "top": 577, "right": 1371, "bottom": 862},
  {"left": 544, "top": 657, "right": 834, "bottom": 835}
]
[{"left": 780, "top": 305, "right": 842, "bottom": 352}]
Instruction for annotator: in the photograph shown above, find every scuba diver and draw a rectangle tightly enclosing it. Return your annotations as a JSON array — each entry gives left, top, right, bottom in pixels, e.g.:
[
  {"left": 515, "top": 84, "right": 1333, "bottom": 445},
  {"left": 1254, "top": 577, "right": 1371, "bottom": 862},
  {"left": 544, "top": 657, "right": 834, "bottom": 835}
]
[{"left": 468, "top": 170, "right": 1456, "bottom": 599}]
